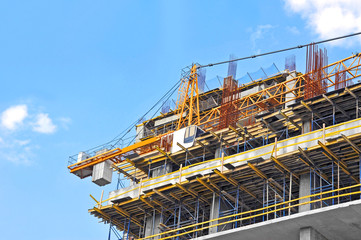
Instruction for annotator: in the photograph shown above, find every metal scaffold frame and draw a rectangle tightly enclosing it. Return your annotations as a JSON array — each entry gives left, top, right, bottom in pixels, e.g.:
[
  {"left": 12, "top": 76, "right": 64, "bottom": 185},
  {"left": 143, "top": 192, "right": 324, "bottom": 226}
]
[{"left": 67, "top": 33, "right": 361, "bottom": 240}]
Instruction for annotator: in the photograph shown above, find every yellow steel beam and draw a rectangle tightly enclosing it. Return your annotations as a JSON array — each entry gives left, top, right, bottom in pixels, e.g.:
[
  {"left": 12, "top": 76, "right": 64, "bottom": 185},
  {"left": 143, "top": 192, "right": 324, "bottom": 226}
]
[
  {"left": 176, "top": 183, "right": 209, "bottom": 204},
  {"left": 113, "top": 164, "right": 139, "bottom": 183},
  {"left": 210, "top": 131, "right": 231, "bottom": 146},
  {"left": 229, "top": 125, "right": 243, "bottom": 137},
  {"left": 153, "top": 189, "right": 177, "bottom": 204},
  {"left": 322, "top": 94, "right": 351, "bottom": 119},
  {"left": 341, "top": 134, "right": 361, "bottom": 154},
  {"left": 175, "top": 183, "right": 197, "bottom": 198},
  {"left": 155, "top": 146, "right": 179, "bottom": 166},
  {"left": 344, "top": 87, "right": 358, "bottom": 99},
  {"left": 300, "top": 101, "right": 323, "bottom": 120},
  {"left": 113, "top": 205, "right": 142, "bottom": 227},
  {"left": 221, "top": 190, "right": 236, "bottom": 202},
  {"left": 69, "top": 136, "right": 161, "bottom": 173},
  {"left": 90, "top": 194, "right": 99, "bottom": 205},
  {"left": 93, "top": 207, "right": 138, "bottom": 237},
  {"left": 177, "top": 142, "right": 196, "bottom": 158},
  {"left": 213, "top": 169, "right": 259, "bottom": 202},
  {"left": 208, "top": 178, "right": 221, "bottom": 192},
  {"left": 279, "top": 110, "right": 301, "bottom": 130},
  {"left": 196, "top": 177, "right": 218, "bottom": 195},
  {"left": 213, "top": 169, "right": 238, "bottom": 186},
  {"left": 140, "top": 196, "right": 162, "bottom": 214},
  {"left": 318, "top": 141, "right": 345, "bottom": 166},
  {"left": 196, "top": 140, "right": 214, "bottom": 155},
  {"left": 271, "top": 156, "right": 299, "bottom": 180},
  {"left": 261, "top": 118, "right": 277, "bottom": 133},
  {"left": 125, "top": 158, "right": 148, "bottom": 175},
  {"left": 298, "top": 147, "right": 316, "bottom": 166},
  {"left": 247, "top": 163, "right": 268, "bottom": 180},
  {"left": 318, "top": 141, "right": 359, "bottom": 183}
]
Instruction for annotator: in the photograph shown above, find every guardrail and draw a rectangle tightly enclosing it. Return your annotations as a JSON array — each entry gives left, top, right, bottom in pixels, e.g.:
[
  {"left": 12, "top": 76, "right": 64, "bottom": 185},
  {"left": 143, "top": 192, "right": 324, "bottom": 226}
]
[
  {"left": 93, "top": 118, "right": 361, "bottom": 206},
  {"left": 138, "top": 183, "right": 361, "bottom": 240}
]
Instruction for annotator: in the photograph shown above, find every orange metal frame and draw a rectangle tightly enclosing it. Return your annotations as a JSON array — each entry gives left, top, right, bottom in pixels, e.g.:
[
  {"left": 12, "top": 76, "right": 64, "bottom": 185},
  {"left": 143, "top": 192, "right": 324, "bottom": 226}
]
[
  {"left": 176, "top": 65, "right": 201, "bottom": 130},
  {"left": 69, "top": 54, "right": 361, "bottom": 176},
  {"left": 196, "top": 53, "right": 361, "bottom": 130},
  {"left": 68, "top": 136, "right": 162, "bottom": 174}
]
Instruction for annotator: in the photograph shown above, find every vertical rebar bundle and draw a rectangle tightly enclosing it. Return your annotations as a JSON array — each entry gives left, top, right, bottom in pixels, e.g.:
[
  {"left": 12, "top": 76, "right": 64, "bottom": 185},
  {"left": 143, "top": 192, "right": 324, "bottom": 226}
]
[
  {"left": 218, "top": 76, "right": 240, "bottom": 130},
  {"left": 304, "top": 44, "right": 328, "bottom": 100}
]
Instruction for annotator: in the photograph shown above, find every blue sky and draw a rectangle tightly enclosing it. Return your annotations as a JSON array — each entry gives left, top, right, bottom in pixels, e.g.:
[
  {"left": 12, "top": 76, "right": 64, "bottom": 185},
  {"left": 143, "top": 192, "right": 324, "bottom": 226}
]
[{"left": 1, "top": 1, "right": 360, "bottom": 239}]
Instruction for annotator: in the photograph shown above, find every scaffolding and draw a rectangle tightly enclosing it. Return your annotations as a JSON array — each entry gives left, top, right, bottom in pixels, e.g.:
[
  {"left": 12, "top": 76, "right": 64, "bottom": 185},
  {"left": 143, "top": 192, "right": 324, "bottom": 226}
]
[{"left": 68, "top": 50, "right": 361, "bottom": 240}]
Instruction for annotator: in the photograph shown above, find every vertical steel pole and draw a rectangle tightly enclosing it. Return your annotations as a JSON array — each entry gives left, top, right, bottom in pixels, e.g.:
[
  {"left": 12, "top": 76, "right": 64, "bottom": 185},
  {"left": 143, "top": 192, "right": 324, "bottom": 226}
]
[
  {"left": 283, "top": 175, "right": 286, "bottom": 216},
  {"left": 332, "top": 162, "right": 334, "bottom": 205},
  {"left": 176, "top": 202, "right": 182, "bottom": 240},
  {"left": 310, "top": 169, "right": 313, "bottom": 210},
  {"left": 288, "top": 173, "right": 292, "bottom": 216},
  {"left": 266, "top": 180, "right": 269, "bottom": 221},
  {"left": 337, "top": 161, "right": 340, "bottom": 204},
  {"left": 195, "top": 197, "right": 199, "bottom": 238},
  {"left": 127, "top": 218, "right": 131, "bottom": 240},
  {"left": 262, "top": 181, "right": 265, "bottom": 222},
  {"left": 108, "top": 222, "right": 112, "bottom": 240},
  {"left": 356, "top": 98, "right": 359, "bottom": 119},
  {"left": 235, "top": 187, "right": 240, "bottom": 228}
]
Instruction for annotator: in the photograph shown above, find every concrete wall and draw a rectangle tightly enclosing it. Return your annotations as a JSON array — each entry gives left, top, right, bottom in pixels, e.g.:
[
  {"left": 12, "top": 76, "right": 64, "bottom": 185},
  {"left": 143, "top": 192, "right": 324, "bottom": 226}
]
[{"left": 300, "top": 227, "right": 328, "bottom": 240}]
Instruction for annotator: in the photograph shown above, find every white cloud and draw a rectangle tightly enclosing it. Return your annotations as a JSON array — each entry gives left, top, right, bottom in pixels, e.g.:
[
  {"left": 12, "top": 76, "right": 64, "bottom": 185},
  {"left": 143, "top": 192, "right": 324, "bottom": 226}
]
[
  {"left": 32, "top": 113, "right": 57, "bottom": 134},
  {"left": 59, "top": 117, "right": 71, "bottom": 130},
  {"left": 1, "top": 105, "right": 28, "bottom": 130},
  {"left": 250, "top": 24, "right": 275, "bottom": 53},
  {"left": 286, "top": 26, "right": 300, "bottom": 35},
  {"left": 284, "top": 0, "right": 361, "bottom": 46},
  {"left": 0, "top": 138, "right": 33, "bottom": 165}
]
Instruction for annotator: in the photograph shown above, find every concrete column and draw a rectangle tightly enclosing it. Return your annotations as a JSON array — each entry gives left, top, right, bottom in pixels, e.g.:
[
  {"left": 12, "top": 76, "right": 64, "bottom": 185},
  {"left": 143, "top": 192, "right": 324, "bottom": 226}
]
[
  {"left": 144, "top": 211, "right": 162, "bottom": 239},
  {"left": 299, "top": 120, "right": 312, "bottom": 212},
  {"left": 135, "top": 124, "right": 145, "bottom": 143},
  {"left": 209, "top": 192, "right": 219, "bottom": 234},
  {"left": 285, "top": 71, "right": 297, "bottom": 108},
  {"left": 302, "top": 120, "right": 312, "bottom": 134},
  {"left": 209, "top": 147, "right": 233, "bottom": 234},
  {"left": 209, "top": 192, "right": 233, "bottom": 234},
  {"left": 299, "top": 227, "right": 328, "bottom": 240},
  {"left": 299, "top": 174, "right": 311, "bottom": 212}
]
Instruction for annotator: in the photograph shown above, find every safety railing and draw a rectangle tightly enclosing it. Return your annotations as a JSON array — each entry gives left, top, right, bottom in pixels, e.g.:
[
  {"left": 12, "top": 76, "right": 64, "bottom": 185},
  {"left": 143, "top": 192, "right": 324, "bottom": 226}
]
[
  {"left": 67, "top": 134, "right": 136, "bottom": 166},
  {"left": 138, "top": 183, "right": 361, "bottom": 240},
  {"left": 92, "top": 118, "right": 361, "bottom": 206}
]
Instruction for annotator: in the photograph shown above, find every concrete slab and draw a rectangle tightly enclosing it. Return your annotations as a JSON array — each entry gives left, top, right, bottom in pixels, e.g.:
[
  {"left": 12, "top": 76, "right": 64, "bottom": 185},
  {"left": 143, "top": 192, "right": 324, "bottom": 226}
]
[{"left": 196, "top": 199, "right": 361, "bottom": 240}]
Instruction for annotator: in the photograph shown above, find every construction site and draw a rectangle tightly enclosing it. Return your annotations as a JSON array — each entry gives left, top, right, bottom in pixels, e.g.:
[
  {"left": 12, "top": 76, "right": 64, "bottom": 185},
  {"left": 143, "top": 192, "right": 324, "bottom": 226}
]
[{"left": 68, "top": 38, "right": 361, "bottom": 240}]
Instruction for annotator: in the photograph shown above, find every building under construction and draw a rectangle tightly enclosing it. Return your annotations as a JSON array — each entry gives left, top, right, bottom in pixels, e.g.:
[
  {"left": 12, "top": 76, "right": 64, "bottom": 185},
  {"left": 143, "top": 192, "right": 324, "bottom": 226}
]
[{"left": 68, "top": 44, "right": 361, "bottom": 240}]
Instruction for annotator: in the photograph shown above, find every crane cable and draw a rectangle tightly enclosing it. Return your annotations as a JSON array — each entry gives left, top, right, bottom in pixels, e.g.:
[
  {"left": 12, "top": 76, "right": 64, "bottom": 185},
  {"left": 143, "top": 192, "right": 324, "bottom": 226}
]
[
  {"left": 110, "top": 31, "right": 361, "bottom": 147},
  {"left": 199, "top": 32, "right": 361, "bottom": 69}
]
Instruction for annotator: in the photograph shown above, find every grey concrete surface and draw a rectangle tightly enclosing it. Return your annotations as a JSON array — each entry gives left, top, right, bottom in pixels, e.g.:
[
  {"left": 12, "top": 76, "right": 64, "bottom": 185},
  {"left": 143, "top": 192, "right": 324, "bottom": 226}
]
[
  {"left": 196, "top": 199, "right": 361, "bottom": 240},
  {"left": 300, "top": 227, "right": 328, "bottom": 240},
  {"left": 209, "top": 193, "right": 233, "bottom": 234},
  {"left": 299, "top": 174, "right": 311, "bottom": 212}
]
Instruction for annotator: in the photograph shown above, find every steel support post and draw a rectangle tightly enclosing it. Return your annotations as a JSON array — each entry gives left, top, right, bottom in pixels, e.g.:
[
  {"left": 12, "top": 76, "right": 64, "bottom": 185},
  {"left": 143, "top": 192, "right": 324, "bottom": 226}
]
[{"left": 108, "top": 222, "right": 112, "bottom": 240}]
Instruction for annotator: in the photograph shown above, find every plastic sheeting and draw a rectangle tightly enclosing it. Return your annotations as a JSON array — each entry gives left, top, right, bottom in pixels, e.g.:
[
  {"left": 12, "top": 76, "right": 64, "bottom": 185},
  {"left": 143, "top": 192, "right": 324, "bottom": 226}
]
[
  {"left": 171, "top": 125, "right": 204, "bottom": 153},
  {"left": 227, "top": 54, "right": 237, "bottom": 79},
  {"left": 198, "top": 68, "right": 206, "bottom": 93}
]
